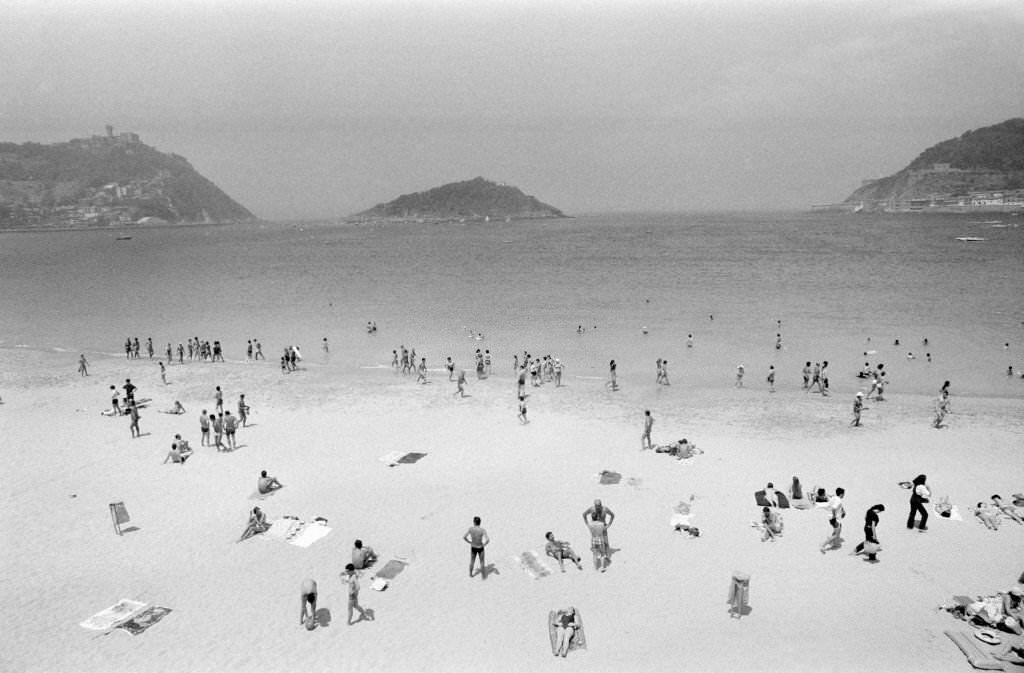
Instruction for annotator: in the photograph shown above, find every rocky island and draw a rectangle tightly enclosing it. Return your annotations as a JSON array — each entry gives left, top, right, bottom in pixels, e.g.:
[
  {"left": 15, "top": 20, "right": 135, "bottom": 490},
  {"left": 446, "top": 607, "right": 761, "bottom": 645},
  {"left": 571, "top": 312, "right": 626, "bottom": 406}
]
[
  {"left": 821, "top": 118, "right": 1024, "bottom": 213},
  {"left": 0, "top": 127, "right": 254, "bottom": 230},
  {"left": 350, "top": 177, "right": 567, "bottom": 223}
]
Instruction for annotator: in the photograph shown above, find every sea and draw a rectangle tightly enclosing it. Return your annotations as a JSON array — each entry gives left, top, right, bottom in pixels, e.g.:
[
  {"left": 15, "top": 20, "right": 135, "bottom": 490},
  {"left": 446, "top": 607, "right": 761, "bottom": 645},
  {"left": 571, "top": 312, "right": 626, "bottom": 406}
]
[{"left": 1, "top": 211, "right": 1022, "bottom": 399}]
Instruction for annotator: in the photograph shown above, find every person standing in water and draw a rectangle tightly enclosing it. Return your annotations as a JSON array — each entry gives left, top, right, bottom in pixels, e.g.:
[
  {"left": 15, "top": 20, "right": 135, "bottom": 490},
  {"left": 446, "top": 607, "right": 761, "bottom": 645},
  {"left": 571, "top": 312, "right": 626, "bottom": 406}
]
[
  {"left": 735, "top": 364, "right": 745, "bottom": 388},
  {"left": 78, "top": 354, "right": 89, "bottom": 377},
  {"left": 766, "top": 365, "right": 775, "bottom": 392},
  {"left": 851, "top": 392, "right": 864, "bottom": 427}
]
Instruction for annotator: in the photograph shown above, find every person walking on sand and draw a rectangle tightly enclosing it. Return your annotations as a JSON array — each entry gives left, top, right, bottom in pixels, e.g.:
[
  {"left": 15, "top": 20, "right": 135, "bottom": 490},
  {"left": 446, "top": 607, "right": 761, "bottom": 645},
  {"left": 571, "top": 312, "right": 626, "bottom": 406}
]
[
  {"left": 641, "top": 410, "right": 654, "bottom": 450},
  {"left": 214, "top": 386, "right": 223, "bottom": 414},
  {"left": 907, "top": 474, "right": 930, "bottom": 531},
  {"left": 78, "top": 354, "right": 89, "bottom": 376},
  {"left": 299, "top": 579, "right": 317, "bottom": 628},
  {"left": 518, "top": 395, "right": 529, "bottom": 424},
  {"left": 852, "top": 504, "right": 885, "bottom": 562},
  {"left": 342, "top": 564, "right": 371, "bottom": 624},
  {"left": 199, "top": 409, "right": 210, "bottom": 446},
  {"left": 146, "top": 337, "right": 154, "bottom": 359},
  {"left": 802, "top": 361, "right": 811, "bottom": 390},
  {"left": 463, "top": 516, "right": 490, "bottom": 579},
  {"left": 416, "top": 357, "right": 428, "bottom": 384},
  {"left": 238, "top": 395, "right": 249, "bottom": 427},
  {"left": 735, "top": 364, "right": 745, "bottom": 388},
  {"left": 819, "top": 487, "right": 846, "bottom": 553},
  {"left": 767, "top": 365, "right": 775, "bottom": 392},
  {"left": 851, "top": 392, "right": 864, "bottom": 427},
  {"left": 660, "top": 359, "right": 671, "bottom": 386},
  {"left": 128, "top": 401, "right": 141, "bottom": 438},
  {"left": 454, "top": 370, "right": 467, "bottom": 399},
  {"left": 159, "top": 361, "right": 167, "bottom": 385},
  {"left": 933, "top": 394, "right": 950, "bottom": 428}
]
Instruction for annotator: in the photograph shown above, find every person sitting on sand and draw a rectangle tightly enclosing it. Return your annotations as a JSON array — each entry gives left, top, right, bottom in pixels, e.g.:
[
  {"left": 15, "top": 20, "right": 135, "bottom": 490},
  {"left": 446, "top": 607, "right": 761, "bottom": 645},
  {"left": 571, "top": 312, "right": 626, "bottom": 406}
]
[
  {"left": 257, "top": 470, "right": 283, "bottom": 494},
  {"left": 975, "top": 502, "right": 1002, "bottom": 530},
  {"left": 238, "top": 506, "right": 270, "bottom": 542},
  {"left": 1002, "top": 586, "right": 1024, "bottom": 634},
  {"left": 812, "top": 487, "right": 830, "bottom": 504},
  {"left": 790, "top": 476, "right": 805, "bottom": 502},
  {"left": 760, "top": 506, "right": 783, "bottom": 542},
  {"left": 992, "top": 495, "right": 1024, "bottom": 524},
  {"left": 351, "top": 539, "right": 378, "bottom": 570},
  {"left": 544, "top": 532, "right": 583, "bottom": 572},
  {"left": 159, "top": 400, "right": 186, "bottom": 415},
  {"left": 163, "top": 442, "right": 190, "bottom": 465},
  {"left": 551, "top": 607, "right": 580, "bottom": 657},
  {"left": 654, "top": 438, "right": 701, "bottom": 460}
]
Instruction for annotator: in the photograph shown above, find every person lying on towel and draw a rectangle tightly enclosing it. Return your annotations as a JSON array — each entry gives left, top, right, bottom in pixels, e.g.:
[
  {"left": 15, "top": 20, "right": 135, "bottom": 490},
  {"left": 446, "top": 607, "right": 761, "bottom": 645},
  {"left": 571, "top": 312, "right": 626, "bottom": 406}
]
[
  {"left": 545, "top": 532, "right": 583, "bottom": 572},
  {"left": 551, "top": 607, "right": 580, "bottom": 657},
  {"left": 654, "top": 438, "right": 701, "bottom": 460},
  {"left": 238, "top": 506, "right": 270, "bottom": 542}
]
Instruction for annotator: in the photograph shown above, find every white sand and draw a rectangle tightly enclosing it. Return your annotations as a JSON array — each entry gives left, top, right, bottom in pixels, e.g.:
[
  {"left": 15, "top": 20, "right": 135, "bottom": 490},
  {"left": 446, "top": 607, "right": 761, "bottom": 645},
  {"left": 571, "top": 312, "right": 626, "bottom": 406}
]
[{"left": 1, "top": 353, "right": 1022, "bottom": 673}]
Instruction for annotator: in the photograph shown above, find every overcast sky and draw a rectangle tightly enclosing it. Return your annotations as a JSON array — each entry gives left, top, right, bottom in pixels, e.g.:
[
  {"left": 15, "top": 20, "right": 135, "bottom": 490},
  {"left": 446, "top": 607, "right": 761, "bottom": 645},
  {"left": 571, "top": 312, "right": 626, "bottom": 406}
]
[{"left": 2, "top": 0, "right": 1022, "bottom": 219}]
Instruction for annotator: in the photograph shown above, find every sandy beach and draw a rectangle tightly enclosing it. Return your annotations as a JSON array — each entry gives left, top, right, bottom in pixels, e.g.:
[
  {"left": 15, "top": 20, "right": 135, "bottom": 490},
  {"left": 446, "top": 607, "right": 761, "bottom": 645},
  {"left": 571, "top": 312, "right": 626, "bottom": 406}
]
[{"left": 1, "top": 345, "right": 1021, "bottom": 673}]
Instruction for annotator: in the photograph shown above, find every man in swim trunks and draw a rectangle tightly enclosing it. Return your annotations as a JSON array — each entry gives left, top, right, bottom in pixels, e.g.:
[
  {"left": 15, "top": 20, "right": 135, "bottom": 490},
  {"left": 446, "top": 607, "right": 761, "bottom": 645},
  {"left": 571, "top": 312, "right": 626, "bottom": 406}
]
[
  {"left": 214, "top": 386, "right": 223, "bottom": 413},
  {"left": 463, "top": 516, "right": 490, "bottom": 579},
  {"left": 223, "top": 411, "right": 237, "bottom": 449},
  {"left": 351, "top": 539, "right": 378, "bottom": 570},
  {"left": 123, "top": 379, "right": 136, "bottom": 405},
  {"left": 257, "top": 470, "right": 283, "bottom": 494},
  {"left": 212, "top": 413, "right": 224, "bottom": 451},
  {"left": 342, "top": 564, "right": 371, "bottom": 625},
  {"left": 641, "top": 410, "right": 654, "bottom": 450},
  {"left": 128, "top": 401, "right": 141, "bottom": 438},
  {"left": 545, "top": 532, "right": 582, "bottom": 572},
  {"left": 238, "top": 395, "right": 249, "bottom": 427},
  {"left": 110, "top": 386, "right": 121, "bottom": 416},
  {"left": 299, "top": 578, "right": 317, "bottom": 627},
  {"left": 199, "top": 409, "right": 210, "bottom": 446}
]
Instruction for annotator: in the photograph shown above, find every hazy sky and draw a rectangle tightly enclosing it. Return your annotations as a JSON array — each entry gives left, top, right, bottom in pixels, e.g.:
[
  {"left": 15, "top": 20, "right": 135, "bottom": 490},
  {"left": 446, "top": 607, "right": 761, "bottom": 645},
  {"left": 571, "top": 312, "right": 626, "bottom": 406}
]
[{"left": 2, "top": 0, "right": 1022, "bottom": 219}]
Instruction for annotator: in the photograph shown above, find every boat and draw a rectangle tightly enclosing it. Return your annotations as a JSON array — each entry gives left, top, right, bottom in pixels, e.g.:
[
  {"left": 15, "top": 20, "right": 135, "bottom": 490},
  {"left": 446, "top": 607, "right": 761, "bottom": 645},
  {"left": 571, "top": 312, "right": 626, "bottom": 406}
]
[
  {"left": 115, "top": 236, "right": 132, "bottom": 240},
  {"left": 955, "top": 236, "right": 986, "bottom": 242}
]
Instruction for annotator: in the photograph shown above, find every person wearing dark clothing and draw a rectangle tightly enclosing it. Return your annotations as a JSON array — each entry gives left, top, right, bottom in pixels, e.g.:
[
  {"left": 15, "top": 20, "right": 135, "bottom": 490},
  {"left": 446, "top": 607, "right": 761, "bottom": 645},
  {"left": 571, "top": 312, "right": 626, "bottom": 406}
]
[
  {"left": 907, "top": 474, "right": 930, "bottom": 531},
  {"left": 854, "top": 505, "right": 885, "bottom": 561}
]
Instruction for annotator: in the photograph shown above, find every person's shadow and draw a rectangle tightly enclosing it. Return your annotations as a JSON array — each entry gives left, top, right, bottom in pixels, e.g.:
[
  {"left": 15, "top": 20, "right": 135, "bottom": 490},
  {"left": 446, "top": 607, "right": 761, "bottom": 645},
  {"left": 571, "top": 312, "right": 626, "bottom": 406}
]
[
  {"left": 473, "top": 564, "right": 500, "bottom": 580},
  {"left": 315, "top": 608, "right": 332, "bottom": 627}
]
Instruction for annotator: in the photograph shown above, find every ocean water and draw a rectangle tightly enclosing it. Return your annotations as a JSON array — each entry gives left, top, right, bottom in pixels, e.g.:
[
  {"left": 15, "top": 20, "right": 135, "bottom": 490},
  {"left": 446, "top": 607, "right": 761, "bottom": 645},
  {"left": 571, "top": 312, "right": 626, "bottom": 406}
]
[{"left": 1, "top": 211, "right": 1022, "bottom": 399}]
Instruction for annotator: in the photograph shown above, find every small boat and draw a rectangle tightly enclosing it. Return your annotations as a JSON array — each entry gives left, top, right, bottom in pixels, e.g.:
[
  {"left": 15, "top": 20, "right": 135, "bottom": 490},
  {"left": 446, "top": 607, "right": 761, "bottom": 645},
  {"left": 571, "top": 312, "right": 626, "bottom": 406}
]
[
  {"left": 955, "top": 236, "right": 986, "bottom": 242},
  {"left": 115, "top": 236, "right": 132, "bottom": 240}
]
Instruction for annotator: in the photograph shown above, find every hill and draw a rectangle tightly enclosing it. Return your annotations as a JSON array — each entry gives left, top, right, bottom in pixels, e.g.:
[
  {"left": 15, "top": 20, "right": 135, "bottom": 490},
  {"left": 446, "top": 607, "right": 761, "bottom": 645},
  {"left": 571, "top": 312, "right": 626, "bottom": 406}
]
[
  {"left": 0, "top": 129, "right": 255, "bottom": 228},
  {"left": 353, "top": 177, "right": 567, "bottom": 221},
  {"left": 841, "top": 118, "right": 1024, "bottom": 212}
]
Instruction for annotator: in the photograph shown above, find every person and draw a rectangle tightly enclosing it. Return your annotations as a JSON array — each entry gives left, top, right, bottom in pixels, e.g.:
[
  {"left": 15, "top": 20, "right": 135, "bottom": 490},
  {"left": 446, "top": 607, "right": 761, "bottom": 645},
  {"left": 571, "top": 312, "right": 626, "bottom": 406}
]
[
  {"left": 641, "top": 410, "right": 654, "bottom": 450},
  {"left": 975, "top": 502, "right": 1001, "bottom": 530},
  {"left": 159, "top": 400, "right": 186, "bottom": 414},
  {"left": 223, "top": 411, "right": 237, "bottom": 449},
  {"left": 255, "top": 341, "right": 264, "bottom": 360},
  {"left": 655, "top": 438, "right": 701, "bottom": 460},
  {"left": 851, "top": 392, "right": 864, "bottom": 427},
  {"left": 416, "top": 357, "right": 428, "bottom": 384},
  {"left": 78, "top": 354, "right": 89, "bottom": 376},
  {"left": 790, "top": 476, "right": 805, "bottom": 502},
  {"left": 583, "top": 499, "right": 614, "bottom": 571},
  {"left": 147, "top": 337, "right": 154, "bottom": 359},
  {"left": 554, "top": 359, "right": 563, "bottom": 387},
  {"left": 766, "top": 365, "right": 775, "bottom": 392},
  {"left": 607, "top": 360, "right": 618, "bottom": 391},
  {"left": 809, "top": 362, "right": 821, "bottom": 394},
  {"left": 517, "top": 395, "right": 528, "bottom": 424},
  {"left": 763, "top": 482, "right": 780, "bottom": 508},
  {"left": 128, "top": 401, "right": 141, "bottom": 438},
  {"left": 446, "top": 357, "right": 455, "bottom": 381},
  {"left": 660, "top": 359, "right": 670, "bottom": 385},
  {"left": 544, "top": 532, "right": 583, "bottom": 572},
  {"left": 211, "top": 414, "right": 224, "bottom": 451},
  {"left": 257, "top": 470, "right": 283, "bottom": 494},
  {"left": 454, "top": 370, "right": 467, "bottom": 399},
  {"left": 110, "top": 385, "right": 121, "bottom": 416},
  {"left": 351, "top": 539, "right": 378, "bottom": 570},
  {"left": 238, "top": 506, "right": 270, "bottom": 542},
  {"left": 933, "top": 394, "right": 950, "bottom": 428},
  {"left": 760, "top": 506, "right": 783, "bottom": 542},
  {"left": 820, "top": 360, "right": 830, "bottom": 396},
  {"left": 992, "top": 495, "right": 1024, "bottom": 524},
  {"left": 463, "top": 516, "right": 489, "bottom": 579},
  {"left": 802, "top": 361, "right": 811, "bottom": 389},
  {"left": 687, "top": 333, "right": 694, "bottom": 348},
  {"left": 1002, "top": 587, "right": 1024, "bottom": 634},
  {"left": 214, "top": 386, "right": 223, "bottom": 413},
  {"left": 342, "top": 563, "right": 371, "bottom": 625},
  {"left": 907, "top": 474, "right": 930, "bottom": 531},
  {"left": 299, "top": 579, "right": 318, "bottom": 628},
  {"left": 322, "top": 337, "right": 329, "bottom": 353},
  {"left": 238, "top": 394, "right": 249, "bottom": 427},
  {"left": 163, "top": 441, "right": 189, "bottom": 465},
  {"left": 735, "top": 364, "right": 744, "bottom": 387},
  {"left": 940, "top": 380, "right": 951, "bottom": 398},
  {"left": 820, "top": 487, "right": 846, "bottom": 553},
  {"left": 159, "top": 361, "right": 167, "bottom": 385},
  {"left": 551, "top": 607, "right": 580, "bottom": 657},
  {"left": 199, "top": 410, "right": 210, "bottom": 446},
  {"left": 852, "top": 504, "right": 885, "bottom": 562}
]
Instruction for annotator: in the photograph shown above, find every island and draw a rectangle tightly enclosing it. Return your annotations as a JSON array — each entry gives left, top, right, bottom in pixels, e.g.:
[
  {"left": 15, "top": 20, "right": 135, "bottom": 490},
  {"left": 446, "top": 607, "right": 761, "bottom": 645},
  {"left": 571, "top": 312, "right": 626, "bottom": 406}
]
[
  {"left": 815, "top": 118, "right": 1024, "bottom": 214},
  {"left": 0, "top": 126, "right": 255, "bottom": 230},
  {"left": 349, "top": 177, "right": 567, "bottom": 223}
]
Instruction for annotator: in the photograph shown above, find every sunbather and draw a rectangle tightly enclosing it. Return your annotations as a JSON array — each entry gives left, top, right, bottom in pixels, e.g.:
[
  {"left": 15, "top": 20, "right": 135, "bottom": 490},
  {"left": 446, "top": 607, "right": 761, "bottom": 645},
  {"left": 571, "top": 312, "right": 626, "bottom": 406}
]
[
  {"left": 654, "top": 438, "right": 701, "bottom": 460},
  {"left": 992, "top": 495, "right": 1024, "bottom": 524},
  {"left": 162, "top": 442, "right": 189, "bottom": 465},
  {"left": 1003, "top": 586, "right": 1024, "bottom": 634},
  {"left": 159, "top": 401, "right": 186, "bottom": 414},
  {"left": 760, "top": 506, "right": 783, "bottom": 542},
  {"left": 551, "top": 607, "right": 579, "bottom": 657},
  {"left": 975, "top": 502, "right": 1001, "bottom": 530},
  {"left": 257, "top": 470, "right": 283, "bottom": 494},
  {"left": 544, "top": 532, "right": 583, "bottom": 572},
  {"left": 351, "top": 539, "right": 378, "bottom": 570},
  {"left": 238, "top": 506, "right": 270, "bottom": 542}
]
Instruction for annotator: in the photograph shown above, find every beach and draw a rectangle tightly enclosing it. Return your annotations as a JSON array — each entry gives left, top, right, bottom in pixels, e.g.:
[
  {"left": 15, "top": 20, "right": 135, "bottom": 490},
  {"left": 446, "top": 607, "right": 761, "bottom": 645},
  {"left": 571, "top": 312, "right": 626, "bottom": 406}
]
[{"left": 1, "top": 213, "right": 1023, "bottom": 672}]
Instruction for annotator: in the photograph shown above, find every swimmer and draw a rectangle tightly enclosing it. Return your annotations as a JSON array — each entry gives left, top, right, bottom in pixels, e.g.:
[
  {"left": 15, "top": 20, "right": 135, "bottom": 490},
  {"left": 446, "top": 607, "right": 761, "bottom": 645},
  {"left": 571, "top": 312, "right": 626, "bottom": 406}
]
[{"left": 735, "top": 364, "right": 745, "bottom": 388}]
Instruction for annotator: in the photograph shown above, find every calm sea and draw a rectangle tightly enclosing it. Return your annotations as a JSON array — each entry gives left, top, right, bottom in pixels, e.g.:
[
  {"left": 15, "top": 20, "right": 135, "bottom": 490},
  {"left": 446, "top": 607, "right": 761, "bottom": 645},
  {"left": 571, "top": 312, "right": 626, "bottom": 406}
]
[{"left": 1, "top": 211, "right": 1022, "bottom": 398}]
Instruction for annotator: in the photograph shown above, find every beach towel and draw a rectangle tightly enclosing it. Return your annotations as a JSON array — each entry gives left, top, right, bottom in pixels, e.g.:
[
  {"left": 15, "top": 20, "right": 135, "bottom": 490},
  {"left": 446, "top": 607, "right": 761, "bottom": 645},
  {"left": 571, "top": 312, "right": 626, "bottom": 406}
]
[
  {"left": 80, "top": 599, "right": 148, "bottom": 631},
  {"left": 288, "top": 521, "right": 332, "bottom": 548},
  {"left": 754, "top": 490, "right": 790, "bottom": 509},
  {"left": 264, "top": 518, "right": 301, "bottom": 540},
  {"left": 397, "top": 452, "right": 427, "bottom": 464},
  {"left": 598, "top": 471, "right": 621, "bottom": 485},
  {"left": 118, "top": 606, "right": 172, "bottom": 635},
  {"left": 515, "top": 551, "right": 552, "bottom": 579},
  {"left": 378, "top": 451, "right": 406, "bottom": 466},
  {"left": 944, "top": 630, "right": 1004, "bottom": 670},
  {"left": 373, "top": 559, "right": 409, "bottom": 581},
  {"left": 370, "top": 577, "right": 389, "bottom": 591},
  {"left": 548, "top": 609, "right": 587, "bottom": 654}
]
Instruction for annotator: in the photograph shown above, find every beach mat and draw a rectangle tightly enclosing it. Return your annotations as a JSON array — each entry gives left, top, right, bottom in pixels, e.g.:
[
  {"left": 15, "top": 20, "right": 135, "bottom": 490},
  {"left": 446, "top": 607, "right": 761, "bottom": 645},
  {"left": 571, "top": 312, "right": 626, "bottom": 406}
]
[
  {"left": 80, "top": 599, "right": 148, "bottom": 631},
  {"left": 374, "top": 559, "right": 409, "bottom": 580},
  {"left": 515, "top": 551, "right": 552, "bottom": 579},
  {"left": 754, "top": 490, "right": 790, "bottom": 508},
  {"left": 397, "top": 452, "right": 427, "bottom": 464},
  {"left": 288, "top": 522, "right": 331, "bottom": 548},
  {"left": 598, "top": 471, "right": 621, "bottom": 485},
  {"left": 118, "top": 606, "right": 172, "bottom": 635},
  {"left": 944, "top": 630, "right": 1004, "bottom": 670},
  {"left": 548, "top": 609, "right": 587, "bottom": 655}
]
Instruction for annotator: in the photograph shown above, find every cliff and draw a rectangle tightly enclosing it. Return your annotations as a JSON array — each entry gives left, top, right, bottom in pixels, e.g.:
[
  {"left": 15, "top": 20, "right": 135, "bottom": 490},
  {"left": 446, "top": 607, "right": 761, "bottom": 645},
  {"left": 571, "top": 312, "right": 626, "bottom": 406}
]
[
  {"left": 353, "top": 177, "right": 567, "bottom": 221},
  {"left": 0, "top": 131, "right": 255, "bottom": 228},
  {"left": 842, "top": 118, "right": 1024, "bottom": 211}
]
